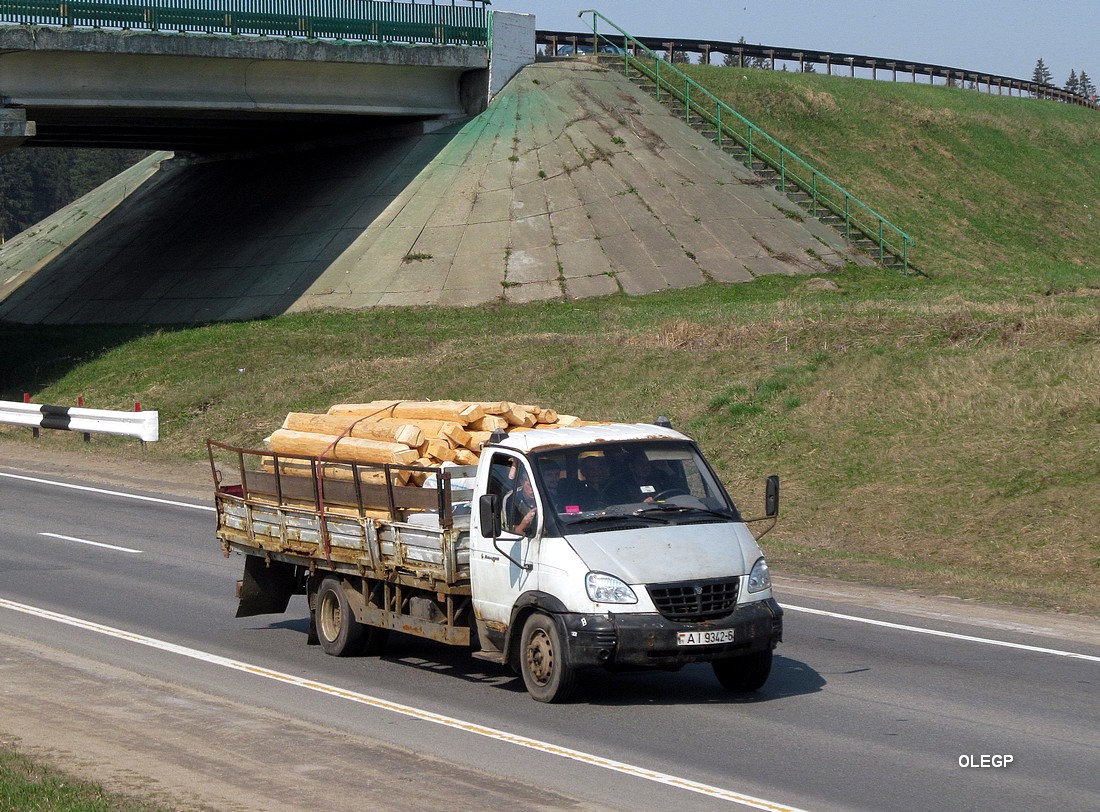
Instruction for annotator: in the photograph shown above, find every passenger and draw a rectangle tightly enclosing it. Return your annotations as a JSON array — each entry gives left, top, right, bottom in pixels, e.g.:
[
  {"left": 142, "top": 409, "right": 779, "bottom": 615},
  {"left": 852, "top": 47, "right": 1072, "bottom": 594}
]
[
  {"left": 538, "top": 459, "right": 565, "bottom": 509},
  {"left": 565, "top": 453, "right": 635, "bottom": 511}
]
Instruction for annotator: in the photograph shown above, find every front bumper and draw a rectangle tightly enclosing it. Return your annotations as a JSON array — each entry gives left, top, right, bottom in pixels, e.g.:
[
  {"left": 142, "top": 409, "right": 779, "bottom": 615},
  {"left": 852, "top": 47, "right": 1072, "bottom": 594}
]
[{"left": 560, "top": 598, "right": 783, "bottom": 669}]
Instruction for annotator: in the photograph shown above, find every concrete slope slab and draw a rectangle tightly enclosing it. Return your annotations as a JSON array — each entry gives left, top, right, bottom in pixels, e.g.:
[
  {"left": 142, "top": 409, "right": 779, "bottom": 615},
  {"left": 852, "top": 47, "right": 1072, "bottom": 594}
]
[{"left": 0, "top": 61, "right": 860, "bottom": 325}]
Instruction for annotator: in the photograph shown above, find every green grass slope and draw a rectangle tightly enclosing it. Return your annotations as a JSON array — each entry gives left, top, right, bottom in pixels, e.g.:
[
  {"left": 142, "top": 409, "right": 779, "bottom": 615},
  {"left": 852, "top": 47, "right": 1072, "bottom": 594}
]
[{"left": 2, "top": 67, "right": 1098, "bottom": 614}]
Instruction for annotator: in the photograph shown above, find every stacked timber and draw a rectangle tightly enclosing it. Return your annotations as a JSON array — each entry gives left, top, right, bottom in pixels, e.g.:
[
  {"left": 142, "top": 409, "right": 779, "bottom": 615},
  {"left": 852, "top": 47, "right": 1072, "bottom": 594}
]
[{"left": 263, "top": 399, "right": 601, "bottom": 485}]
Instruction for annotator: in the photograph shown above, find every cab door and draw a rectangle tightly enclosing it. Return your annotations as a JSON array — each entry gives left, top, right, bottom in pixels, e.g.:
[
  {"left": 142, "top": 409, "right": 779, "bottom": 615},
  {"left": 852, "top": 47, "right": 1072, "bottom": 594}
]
[{"left": 470, "top": 451, "right": 541, "bottom": 625}]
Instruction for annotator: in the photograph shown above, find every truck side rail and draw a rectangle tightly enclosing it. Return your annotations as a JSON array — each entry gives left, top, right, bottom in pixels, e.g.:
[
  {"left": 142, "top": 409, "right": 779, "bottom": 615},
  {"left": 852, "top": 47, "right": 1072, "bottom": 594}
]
[{"left": 206, "top": 438, "right": 467, "bottom": 527}]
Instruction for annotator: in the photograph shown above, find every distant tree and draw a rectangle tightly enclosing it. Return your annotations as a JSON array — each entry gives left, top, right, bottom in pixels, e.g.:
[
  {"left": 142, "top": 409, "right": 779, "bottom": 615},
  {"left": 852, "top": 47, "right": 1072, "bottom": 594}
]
[
  {"left": 801, "top": 61, "right": 817, "bottom": 74},
  {"left": 1079, "top": 70, "right": 1097, "bottom": 99},
  {"left": 733, "top": 36, "right": 769, "bottom": 69},
  {"left": 723, "top": 50, "right": 738, "bottom": 67},
  {"left": 1032, "top": 57, "right": 1053, "bottom": 86},
  {"left": 0, "top": 148, "right": 147, "bottom": 241},
  {"left": 669, "top": 48, "right": 691, "bottom": 64}
]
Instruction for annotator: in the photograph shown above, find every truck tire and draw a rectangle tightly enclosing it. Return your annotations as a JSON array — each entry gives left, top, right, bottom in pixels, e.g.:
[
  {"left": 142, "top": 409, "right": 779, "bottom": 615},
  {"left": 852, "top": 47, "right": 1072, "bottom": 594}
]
[
  {"left": 712, "top": 649, "right": 772, "bottom": 693},
  {"left": 520, "top": 612, "right": 577, "bottom": 703},
  {"left": 315, "top": 576, "right": 365, "bottom": 657}
]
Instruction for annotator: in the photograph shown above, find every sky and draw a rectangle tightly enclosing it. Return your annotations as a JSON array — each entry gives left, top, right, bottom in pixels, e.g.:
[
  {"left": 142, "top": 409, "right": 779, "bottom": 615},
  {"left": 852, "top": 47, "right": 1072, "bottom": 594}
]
[{"left": 500, "top": 0, "right": 1096, "bottom": 85}]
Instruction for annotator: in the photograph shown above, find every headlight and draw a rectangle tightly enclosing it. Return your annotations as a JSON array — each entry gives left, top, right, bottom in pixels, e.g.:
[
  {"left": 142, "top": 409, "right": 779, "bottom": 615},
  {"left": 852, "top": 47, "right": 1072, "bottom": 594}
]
[
  {"left": 747, "top": 556, "right": 772, "bottom": 593},
  {"left": 586, "top": 572, "right": 638, "bottom": 604}
]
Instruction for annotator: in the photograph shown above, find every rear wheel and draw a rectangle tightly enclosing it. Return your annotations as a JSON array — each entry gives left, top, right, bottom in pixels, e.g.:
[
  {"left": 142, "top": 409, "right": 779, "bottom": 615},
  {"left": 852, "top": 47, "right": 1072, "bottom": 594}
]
[
  {"left": 712, "top": 648, "right": 772, "bottom": 693},
  {"left": 520, "top": 612, "right": 577, "bottom": 703},
  {"left": 315, "top": 576, "right": 364, "bottom": 656}
]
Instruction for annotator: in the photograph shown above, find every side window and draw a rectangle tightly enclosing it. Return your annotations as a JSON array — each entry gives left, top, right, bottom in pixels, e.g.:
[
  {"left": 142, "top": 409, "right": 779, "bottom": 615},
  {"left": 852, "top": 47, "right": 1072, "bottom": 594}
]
[
  {"left": 490, "top": 454, "right": 538, "bottom": 537},
  {"left": 487, "top": 454, "right": 514, "bottom": 499}
]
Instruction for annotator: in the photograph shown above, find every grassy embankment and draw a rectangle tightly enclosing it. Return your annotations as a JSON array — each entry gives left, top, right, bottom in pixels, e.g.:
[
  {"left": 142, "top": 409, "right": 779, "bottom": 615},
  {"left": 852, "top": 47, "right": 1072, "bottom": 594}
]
[{"left": 2, "top": 67, "right": 1099, "bottom": 622}]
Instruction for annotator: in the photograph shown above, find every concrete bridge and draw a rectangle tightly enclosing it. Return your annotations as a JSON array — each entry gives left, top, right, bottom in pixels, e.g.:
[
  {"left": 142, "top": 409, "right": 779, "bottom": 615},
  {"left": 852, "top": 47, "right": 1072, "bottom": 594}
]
[
  {"left": 0, "top": 7, "right": 866, "bottom": 324},
  {"left": 0, "top": 2, "right": 531, "bottom": 154}
]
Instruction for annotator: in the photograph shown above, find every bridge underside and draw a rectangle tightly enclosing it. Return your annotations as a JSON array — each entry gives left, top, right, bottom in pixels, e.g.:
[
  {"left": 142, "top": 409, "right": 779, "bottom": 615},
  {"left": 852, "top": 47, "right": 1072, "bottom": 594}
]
[
  {"left": 0, "top": 26, "right": 488, "bottom": 153},
  {"left": 19, "top": 107, "right": 429, "bottom": 152}
]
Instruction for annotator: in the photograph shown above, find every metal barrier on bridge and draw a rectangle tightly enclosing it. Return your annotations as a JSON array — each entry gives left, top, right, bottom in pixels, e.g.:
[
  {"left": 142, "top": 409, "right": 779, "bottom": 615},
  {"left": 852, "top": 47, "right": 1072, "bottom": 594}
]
[{"left": 0, "top": 0, "right": 490, "bottom": 45}]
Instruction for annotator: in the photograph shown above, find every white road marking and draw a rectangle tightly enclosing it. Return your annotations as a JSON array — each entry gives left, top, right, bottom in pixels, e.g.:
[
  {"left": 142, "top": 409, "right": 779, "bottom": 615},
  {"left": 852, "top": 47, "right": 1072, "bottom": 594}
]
[
  {"left": 0, "top": 471, "right": 213, "bottom": 511},
  {"left": 785, "top": 604, "right": 1100, "bottom": 662},
  {"left": 38, "top": 532, "right": 142, "bottom": 554},
  {"left": 0, "top": 597, "right": 807, "bottom": 812}
]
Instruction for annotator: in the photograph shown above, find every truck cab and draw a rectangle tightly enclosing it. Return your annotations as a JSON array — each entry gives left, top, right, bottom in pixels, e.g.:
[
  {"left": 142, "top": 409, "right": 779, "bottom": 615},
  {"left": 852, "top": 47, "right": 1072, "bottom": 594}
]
[{"left": 469, "top": 423, "right": 783, "bottom": 702}]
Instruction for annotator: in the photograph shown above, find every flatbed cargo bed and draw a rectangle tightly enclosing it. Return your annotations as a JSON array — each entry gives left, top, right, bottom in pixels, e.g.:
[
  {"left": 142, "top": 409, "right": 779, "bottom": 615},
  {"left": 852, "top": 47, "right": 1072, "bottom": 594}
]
[{"left": 208, "top": 440, "right": 475, "bottom": 592}]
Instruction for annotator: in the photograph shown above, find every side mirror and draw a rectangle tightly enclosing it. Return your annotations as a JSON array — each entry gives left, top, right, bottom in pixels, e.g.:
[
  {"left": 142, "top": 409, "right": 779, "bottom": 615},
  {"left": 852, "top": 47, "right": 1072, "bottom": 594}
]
[
  {"left": 765, "top": 475, "right": 780, "bottom": 518},
  {"left": 479, "top": 493, "right": 501, "bottom": 539}
]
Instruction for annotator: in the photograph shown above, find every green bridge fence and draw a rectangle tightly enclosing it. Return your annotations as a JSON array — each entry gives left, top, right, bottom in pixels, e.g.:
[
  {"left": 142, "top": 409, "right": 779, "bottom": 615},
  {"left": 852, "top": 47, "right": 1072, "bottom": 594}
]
[{"left": 0, "top": 0, "right": 489, "bottom": 45}]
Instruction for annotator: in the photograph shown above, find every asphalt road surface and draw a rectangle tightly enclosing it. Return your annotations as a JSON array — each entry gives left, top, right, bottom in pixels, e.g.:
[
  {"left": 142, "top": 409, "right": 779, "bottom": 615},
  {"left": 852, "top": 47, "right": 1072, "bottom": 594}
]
[{"left": 1, "top": 451, "right": 1098, "bottom": 812}]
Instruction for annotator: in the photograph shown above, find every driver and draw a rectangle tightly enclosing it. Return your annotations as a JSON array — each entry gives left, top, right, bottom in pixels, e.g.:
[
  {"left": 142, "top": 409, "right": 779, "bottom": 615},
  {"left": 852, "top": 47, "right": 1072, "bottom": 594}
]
[{"left": 503, "top": 463, "right": 539, "bottom": 536}]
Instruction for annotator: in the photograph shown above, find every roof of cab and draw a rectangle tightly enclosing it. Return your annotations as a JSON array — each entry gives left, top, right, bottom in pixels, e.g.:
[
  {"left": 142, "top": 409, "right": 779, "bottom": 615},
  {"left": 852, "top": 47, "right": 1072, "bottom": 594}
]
[{"left": 493, "top": 422, "right": 690, "bottom": 454}]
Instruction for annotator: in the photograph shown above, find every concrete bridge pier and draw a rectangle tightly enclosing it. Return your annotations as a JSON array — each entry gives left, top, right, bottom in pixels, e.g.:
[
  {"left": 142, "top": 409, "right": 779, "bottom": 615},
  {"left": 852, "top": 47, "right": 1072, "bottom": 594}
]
[{"left": 0, "top": 108, "right": 34, "bottom": 156}]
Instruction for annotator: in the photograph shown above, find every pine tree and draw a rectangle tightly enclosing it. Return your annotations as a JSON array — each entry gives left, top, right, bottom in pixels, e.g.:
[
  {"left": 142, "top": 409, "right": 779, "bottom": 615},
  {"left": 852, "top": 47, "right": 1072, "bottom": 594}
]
[
  {"left": 1033, "top": 57, "right": 1053, "bottom": 86},
  {"left": 1065, "top": 70, "right": 1080, "bottom": 95},
  {"left": 1080, "top": 70, "right": 1097, "bottom": 99}
]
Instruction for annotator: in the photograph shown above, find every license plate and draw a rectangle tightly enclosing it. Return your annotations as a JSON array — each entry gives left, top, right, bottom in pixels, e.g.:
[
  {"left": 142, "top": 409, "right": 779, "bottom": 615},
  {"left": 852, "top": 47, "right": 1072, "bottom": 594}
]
[{"left": 677, "top": 629, "right": 735, "bottom": 646}]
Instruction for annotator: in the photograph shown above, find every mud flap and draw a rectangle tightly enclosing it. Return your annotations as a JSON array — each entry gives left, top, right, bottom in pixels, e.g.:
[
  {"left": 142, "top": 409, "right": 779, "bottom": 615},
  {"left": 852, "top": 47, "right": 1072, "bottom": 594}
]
[{"left": 235, "top": 555, "right": 299, "bottom": 618}]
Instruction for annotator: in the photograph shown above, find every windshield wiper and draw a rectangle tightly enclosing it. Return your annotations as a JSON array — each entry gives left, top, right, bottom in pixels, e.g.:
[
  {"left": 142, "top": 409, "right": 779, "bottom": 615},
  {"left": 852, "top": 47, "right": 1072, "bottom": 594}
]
[
  {"left": 565, "top": 511, "right": 671, "bottom": 526},
  {"left": 633, "top": 505, "right": 736, "bottom": 521}
]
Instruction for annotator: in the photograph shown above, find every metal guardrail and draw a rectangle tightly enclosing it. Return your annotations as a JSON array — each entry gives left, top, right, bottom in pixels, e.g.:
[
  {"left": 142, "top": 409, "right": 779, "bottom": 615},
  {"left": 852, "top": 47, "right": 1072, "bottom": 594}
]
[
  {"left": 577, "top": 9, "right": 914, "bottom": 273},
  {"left": 0, "top": 399, "right": 159, "bottom": 442},
  {"left": 0, "top": 0, "right": 489, "bottom": 45},
  {"left": 539, "top": 29, "right": 1098, "bottom": 111}
]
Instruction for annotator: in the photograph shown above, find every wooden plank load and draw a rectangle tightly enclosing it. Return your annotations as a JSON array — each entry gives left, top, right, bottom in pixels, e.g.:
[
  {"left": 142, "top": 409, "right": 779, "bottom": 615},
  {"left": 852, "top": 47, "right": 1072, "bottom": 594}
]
[{"left": 263, "top": 399, "right": 602, "bottom": 485}]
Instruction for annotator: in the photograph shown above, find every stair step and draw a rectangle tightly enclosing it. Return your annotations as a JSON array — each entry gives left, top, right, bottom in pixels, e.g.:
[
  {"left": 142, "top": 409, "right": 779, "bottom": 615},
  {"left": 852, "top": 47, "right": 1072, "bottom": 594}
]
[{"left": 628, "top": 72, "right": 907, "bottom": 275}]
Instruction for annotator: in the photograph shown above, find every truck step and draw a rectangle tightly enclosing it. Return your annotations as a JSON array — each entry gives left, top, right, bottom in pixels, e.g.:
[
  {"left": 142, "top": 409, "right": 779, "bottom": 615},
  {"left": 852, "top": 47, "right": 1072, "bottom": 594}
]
[{"left": 471, "top": 649, "right": 507, "bottom": 665}]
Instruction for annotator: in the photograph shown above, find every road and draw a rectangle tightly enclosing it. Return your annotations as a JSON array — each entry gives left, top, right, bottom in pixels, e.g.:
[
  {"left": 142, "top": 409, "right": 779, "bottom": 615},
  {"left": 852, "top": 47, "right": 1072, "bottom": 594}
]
[{"left": 1, "top": 454, "right": 1098, "bottom": 812}]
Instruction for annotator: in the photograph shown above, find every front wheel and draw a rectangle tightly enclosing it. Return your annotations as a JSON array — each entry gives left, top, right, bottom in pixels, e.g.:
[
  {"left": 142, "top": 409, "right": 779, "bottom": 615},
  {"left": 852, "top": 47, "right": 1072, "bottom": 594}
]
[
  {"left": 315, "top": 576, "right": 364, "bottom": 657},
  {"left": 520, "top": 612, "right": 577, "bottom": 703},
  {"left": 712, "top": 648, "right": 772, "bottom": 693}
]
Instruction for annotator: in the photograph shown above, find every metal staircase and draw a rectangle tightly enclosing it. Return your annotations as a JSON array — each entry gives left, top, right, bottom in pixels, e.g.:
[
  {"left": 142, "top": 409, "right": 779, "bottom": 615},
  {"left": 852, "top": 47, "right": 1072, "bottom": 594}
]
[{"left": 578, "top": 10, "right": 916, "bottom": 274}]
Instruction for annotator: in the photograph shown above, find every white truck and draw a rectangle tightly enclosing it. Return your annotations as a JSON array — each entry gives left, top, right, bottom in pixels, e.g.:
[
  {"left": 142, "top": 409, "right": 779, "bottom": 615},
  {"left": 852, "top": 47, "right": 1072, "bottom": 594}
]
[{"left": 208, "top": 421, "right": 783, "bottom": 702}]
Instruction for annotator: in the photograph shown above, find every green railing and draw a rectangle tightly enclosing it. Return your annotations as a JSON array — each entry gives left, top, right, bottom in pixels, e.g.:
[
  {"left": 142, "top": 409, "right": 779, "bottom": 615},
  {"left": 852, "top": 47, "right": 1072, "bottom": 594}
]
[
  {"left": 578, "top": 10, "right": 914, "bottom": 273},
  {"left": 0, "top": 0, "right": 489, "bottom": 45}
]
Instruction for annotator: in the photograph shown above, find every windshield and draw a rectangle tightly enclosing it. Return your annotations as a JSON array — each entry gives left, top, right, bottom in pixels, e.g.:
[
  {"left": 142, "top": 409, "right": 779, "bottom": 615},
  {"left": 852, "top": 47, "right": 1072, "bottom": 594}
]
[{"left": 531, "top": 441, "right": 739, "bottom": 532}]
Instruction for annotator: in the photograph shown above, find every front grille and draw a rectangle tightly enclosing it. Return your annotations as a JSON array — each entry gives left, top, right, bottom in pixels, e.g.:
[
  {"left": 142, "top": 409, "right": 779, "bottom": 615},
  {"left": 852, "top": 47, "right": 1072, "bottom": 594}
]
[{"left": 647, "top": 578, "right": 740, "bottom": 622}]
